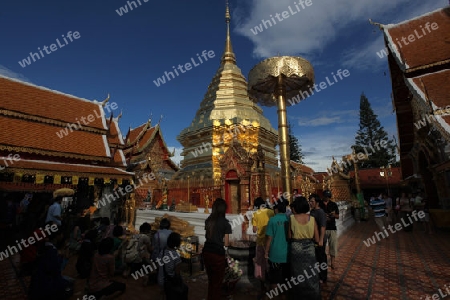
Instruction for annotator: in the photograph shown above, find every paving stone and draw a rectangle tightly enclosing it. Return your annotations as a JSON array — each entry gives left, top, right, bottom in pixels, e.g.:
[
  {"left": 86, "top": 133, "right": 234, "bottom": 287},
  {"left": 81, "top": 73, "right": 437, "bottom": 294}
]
[{"left": 1, "top": 220, "right": 449, "bottom": 299}]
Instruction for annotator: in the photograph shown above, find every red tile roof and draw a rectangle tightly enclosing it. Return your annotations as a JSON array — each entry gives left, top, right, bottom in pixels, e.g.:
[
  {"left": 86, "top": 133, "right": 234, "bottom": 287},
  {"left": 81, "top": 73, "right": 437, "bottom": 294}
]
[
  {"left": 106, "top": 117, "right": 124, "bottom": 146},
  {"left": 127, "top": 123, "right": 150, "bottom": 145},
  {"left": 383, "top": 7, "right": 450, "bottom": 173},
  {"left": 0, "top": 76, "right": 106, "bottom": 131},
  {"left": 349, "top": 167, "right": 402, "bottom": 187},
  {"left": 383, "top": 8, "right": 450, "bottom": 71},
  {"left": 290, "top": 161, "right": 315, "bottom": 174},
  {"left": 0, "top": 116, "right": 110, "bottom": 160}
]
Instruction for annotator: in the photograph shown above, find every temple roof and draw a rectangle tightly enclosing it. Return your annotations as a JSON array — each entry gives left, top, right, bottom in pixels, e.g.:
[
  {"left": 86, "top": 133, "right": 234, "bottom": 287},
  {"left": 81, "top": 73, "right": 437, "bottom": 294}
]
[
  {"left": 290, "top": 161, "right": 315, "bottom": 174},
  {"left": 106, "top": 115, "right": 125, "bottom": 146},
  {"left": 349, "top": 167, "right": 402, "bottom": 188},
  {"left": 0, "top": 116, "right": 110, "bottom": 161},
  {"left": 123, "top": 123, "right": 178, "bottom": 171},
  {"left": 381, "top": 6, "right": 450, "bottom": 165},
  {"left": 383, "top": 8, "right": 450, "bottom": 72},
  {"left": 0, "top": 75, "right": 127, "bottom": 167},
  {"left": 0, "top": 75, "right": 107, "bottom": 131}
]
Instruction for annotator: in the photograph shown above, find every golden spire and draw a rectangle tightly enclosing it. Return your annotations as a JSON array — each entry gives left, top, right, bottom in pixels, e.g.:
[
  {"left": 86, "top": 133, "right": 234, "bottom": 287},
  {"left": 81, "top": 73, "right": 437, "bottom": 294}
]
[{"left": 222, "top": 0, "right": 236, "bottom": 64}]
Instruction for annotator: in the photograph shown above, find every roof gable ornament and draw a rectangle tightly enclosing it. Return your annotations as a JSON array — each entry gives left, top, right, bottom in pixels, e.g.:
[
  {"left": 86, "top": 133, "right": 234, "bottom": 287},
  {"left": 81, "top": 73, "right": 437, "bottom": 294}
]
[
  {"left": 125, "top": 126, "right": 131, "bottom": 145},
  {"left": 368, "top": 19, "right": 384, "bottom": 30},
  {"left": 110, "top": 145, "right": 117, "bottom": 161},
  {"left": 101, "top": 94, "right": 110, "bottom": 107},
  {"left": 419, "top": 78, "right": 434, "bottom": 115}
]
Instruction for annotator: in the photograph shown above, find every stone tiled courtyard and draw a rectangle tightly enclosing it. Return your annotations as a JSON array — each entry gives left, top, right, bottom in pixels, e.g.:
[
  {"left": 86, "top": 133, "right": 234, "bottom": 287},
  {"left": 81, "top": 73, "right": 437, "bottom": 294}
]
[{"left": 1, "top": 218, "right": 449, "bottom": 300}]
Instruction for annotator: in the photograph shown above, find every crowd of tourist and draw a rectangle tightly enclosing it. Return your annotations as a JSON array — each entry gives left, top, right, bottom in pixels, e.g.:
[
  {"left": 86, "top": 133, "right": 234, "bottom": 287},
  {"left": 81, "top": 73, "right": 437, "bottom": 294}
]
[
  {"left": 369, "top": 190, "right": 433, "bottom": 234},
  {"left": 202, "top": 190, "right": 338, "bottom": 300},
  {"left": 4, "top": 188, "right": 434, "bottom": 300},
  {"left": 0, "top": 191, "right": 191, "bottom": 300}
]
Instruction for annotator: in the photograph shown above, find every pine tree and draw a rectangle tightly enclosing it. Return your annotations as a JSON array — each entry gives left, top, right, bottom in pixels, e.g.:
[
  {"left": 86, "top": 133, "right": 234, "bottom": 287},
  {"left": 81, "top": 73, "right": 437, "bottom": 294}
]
[
  {"left": 288, "top": 122, "right": 304, "bottom": 164},
  {"left": 354, "top": 93, "right": 397, "bottom": 168}
]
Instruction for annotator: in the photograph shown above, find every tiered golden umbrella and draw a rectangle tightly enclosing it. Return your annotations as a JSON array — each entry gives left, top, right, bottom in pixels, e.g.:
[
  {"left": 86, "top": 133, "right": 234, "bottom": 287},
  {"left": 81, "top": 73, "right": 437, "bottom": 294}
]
[{"left": 248, "top": 56, "right": 314, "bottom": 201}]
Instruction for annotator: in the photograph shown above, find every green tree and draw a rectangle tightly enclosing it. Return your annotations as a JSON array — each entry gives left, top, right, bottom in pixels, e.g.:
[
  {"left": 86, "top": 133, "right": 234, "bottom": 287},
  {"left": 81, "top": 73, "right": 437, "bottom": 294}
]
[
  {"left": 289, "top": 122, "right": 304, "bottom": 164},
  {"left": 354, "top": 93, "right": 397, "bottom": 168}
]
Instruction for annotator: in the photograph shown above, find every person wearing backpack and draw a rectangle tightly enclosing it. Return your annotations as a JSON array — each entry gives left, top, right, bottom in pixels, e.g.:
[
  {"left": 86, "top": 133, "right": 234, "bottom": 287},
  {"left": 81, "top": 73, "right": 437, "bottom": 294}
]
[{"left": 124, "top": 222, "right": 151, "bottom": 278}]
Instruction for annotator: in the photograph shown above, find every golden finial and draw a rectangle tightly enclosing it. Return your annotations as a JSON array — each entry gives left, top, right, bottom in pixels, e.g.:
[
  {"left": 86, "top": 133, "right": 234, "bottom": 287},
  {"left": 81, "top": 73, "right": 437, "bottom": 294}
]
[
  {"left": 222, "top": 0, "right": 236, "bottom": 64},
  {"left": 225, "top": 0, "right": 231, "bottom": 23}
]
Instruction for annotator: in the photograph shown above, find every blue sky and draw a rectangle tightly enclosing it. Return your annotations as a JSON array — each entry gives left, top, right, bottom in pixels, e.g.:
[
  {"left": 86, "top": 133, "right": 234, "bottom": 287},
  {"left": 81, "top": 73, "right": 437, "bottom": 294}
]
[{"left": 0, "top": 0, "right": 445, "bottom": 172}]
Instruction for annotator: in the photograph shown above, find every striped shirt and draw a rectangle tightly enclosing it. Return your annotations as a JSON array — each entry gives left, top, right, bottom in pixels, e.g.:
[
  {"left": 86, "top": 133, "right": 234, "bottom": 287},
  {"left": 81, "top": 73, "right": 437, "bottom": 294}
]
[{"left": 370, "top": 198, "right": 386, "bottom": 218}]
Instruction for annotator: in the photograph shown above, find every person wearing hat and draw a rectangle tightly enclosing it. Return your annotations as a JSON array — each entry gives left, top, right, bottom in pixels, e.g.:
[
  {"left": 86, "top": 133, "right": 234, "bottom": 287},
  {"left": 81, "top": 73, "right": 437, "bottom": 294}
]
[
  {"left": 319, "top": 190, "right": 339, "bottom": 270},
  {"left": 46, "top": 196, "right": 63, "bottom": 227}
]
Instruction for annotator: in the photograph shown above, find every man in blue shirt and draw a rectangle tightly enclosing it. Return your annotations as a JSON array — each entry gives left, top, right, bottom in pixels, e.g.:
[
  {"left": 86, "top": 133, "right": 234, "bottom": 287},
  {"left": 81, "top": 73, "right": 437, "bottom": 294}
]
[
  {"left": 46, "top": 196, "right": 63, "bottom": 226},
  {"left": 370, "top": 194, "right": 387, "bottom": 231},
  {"left": 264, "top": 199, "right": 289, "bottom": 294}
]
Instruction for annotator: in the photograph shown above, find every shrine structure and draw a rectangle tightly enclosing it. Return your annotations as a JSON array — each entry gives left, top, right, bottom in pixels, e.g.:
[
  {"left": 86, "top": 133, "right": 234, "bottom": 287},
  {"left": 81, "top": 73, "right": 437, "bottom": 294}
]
[
  {"left": 0, "top": 75, "right": 134, "bottom": 217},
  {"left": 122, "top": 120, "right": 179, "bottom": 208},
  {"left": 172, "top": 4, "right": 279, "bottom": 213}
]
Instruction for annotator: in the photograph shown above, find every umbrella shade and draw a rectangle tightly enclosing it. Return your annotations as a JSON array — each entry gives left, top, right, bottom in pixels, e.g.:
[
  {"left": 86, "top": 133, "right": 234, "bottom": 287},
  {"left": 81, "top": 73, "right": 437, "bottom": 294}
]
[
  {"left": 53, "top": 188, "right": 75, "bottom": 198},
  {"left": 248, "top": 56, "right": 314, "bottom": 107}
]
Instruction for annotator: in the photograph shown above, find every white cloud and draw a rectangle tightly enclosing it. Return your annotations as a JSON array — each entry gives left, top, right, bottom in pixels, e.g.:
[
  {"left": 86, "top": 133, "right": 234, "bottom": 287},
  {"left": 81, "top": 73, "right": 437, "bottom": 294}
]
[
  {"left": 168, "top": 146, "right": 183, "bottom": 167},
  {"left": 342, "top": 36, "right": 388, "bottom": 71},
  {"left": 296, "top": 109, "right": 358, "bottom": 127},
  {"left": 0, "top": 65, "right": 30, "bottom": 82},
  {"left": 234, "top": 0, "right": 444, "bottom": 62},
  {"left": 299, "top": 130, "right": 356, "bottom": 172}
]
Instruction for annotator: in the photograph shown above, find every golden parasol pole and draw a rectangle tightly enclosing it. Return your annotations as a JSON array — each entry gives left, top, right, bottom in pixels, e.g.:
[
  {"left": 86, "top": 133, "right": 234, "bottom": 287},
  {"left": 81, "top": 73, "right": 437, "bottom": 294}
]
[
  {"left": 275, "top": 75, "right": 291, "bottom": 199},
  {"left": 248, "top": 56, "right": 314, "bottom": 203}
]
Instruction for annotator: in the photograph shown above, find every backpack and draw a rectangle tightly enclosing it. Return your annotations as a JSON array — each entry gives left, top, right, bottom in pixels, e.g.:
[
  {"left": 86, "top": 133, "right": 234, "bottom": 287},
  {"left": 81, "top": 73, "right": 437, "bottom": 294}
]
[{"left": 124, "top": 235, "right": 141, "bottom": 263}]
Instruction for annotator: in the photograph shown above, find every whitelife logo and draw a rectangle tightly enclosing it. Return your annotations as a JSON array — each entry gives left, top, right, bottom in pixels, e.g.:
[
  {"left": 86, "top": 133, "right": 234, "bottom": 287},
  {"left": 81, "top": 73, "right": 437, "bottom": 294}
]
[
  {"left": 55, "top": 102, "right": 119, "bottom": 139},
  {"left": 326, "top": 139, "right": 389, "bottom": 176},
  {"left": 420, "top": 283, "right": 450, "bottom": 300},
  {"left": 250, "top": 0, "right": 313, "bottom": 35},
  {"left": 363, "top": 210, "right": 425, "bottom": 247},
  {"left": 152, "top": 50, "right": 215, "bottom": 87},
  {"left": 376, "top": 21, "right": 439, "bottom": 59},
  {"left": 18, "top": 31, "right": 81, "bottom": 68},
  {"left": 0, "top": 153, "right": 21, "bottom": 171},
  {"left": 0, "top": 223, "right": 58, "bottom": 261},
  {"left": 287, "top": 69, "right": 350, "bottom": 106},
  {"left": 116, "top": 0, "right": 149, "bottom": 16},
  {"left": 95, "top": 172, "right": 156, "bottom": 209},
  {"left": 266, "top": 262, "right": 328, "bottom": 299}
]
